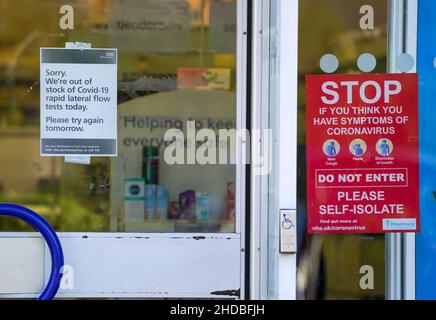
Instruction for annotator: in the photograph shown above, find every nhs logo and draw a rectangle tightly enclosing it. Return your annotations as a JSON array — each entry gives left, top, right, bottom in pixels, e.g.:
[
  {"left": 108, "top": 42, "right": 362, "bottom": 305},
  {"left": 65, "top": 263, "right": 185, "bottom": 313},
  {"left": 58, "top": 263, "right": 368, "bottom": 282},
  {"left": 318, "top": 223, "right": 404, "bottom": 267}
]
[{"left": 383, "top": 218, "right": 416, "bottom": 231}]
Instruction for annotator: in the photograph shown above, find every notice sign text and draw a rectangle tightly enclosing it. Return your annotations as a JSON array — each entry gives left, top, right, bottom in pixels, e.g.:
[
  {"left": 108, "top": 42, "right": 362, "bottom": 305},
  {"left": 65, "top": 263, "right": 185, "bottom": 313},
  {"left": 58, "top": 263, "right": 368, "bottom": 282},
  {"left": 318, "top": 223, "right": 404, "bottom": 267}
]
[
  {"left": 40, "top": 48, "right": 117, "bottom": 156},
  {"left": 306, "top": 73, "right": 419, "bottom": 233}
]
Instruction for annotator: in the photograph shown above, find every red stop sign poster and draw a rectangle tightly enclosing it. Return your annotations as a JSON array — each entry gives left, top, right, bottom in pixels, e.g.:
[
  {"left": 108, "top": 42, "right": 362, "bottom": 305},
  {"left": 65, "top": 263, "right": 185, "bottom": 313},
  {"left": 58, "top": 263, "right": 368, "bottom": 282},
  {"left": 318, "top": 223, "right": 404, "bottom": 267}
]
[{"left": 306, "top": 73, "right": 419, "bottom": 234}]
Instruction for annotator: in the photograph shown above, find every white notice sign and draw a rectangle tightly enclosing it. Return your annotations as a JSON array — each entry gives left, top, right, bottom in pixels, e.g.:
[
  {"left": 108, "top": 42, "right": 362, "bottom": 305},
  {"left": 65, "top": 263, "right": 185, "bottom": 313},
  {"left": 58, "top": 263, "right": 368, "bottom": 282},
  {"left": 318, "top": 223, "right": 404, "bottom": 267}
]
[{"left": 40, "top": 48, "right": 118, "bottom": 156}]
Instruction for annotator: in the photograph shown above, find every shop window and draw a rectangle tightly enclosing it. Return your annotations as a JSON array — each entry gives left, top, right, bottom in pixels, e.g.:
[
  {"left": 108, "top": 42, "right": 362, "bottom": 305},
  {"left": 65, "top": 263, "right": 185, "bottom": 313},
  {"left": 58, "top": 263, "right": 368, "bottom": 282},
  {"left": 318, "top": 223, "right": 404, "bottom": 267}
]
[{"left": 0, "top": 0, "right": 237, "bottom": 233}]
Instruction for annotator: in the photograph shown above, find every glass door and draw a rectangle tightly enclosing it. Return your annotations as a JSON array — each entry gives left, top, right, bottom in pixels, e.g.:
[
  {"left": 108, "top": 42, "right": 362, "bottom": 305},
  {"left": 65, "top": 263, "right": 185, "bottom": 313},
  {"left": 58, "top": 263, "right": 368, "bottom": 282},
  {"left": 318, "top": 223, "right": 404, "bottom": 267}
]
[{"left": 295, "top": 0, "right": 388, "bottom": 300}]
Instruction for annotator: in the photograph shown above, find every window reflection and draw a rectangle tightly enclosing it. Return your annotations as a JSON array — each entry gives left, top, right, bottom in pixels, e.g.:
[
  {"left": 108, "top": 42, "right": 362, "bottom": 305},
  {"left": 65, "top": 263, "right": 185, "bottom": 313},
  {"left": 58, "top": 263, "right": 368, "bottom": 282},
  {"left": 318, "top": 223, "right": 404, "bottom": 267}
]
[{"left": 0, "top": 0, "right": 237, "bottom": 233}]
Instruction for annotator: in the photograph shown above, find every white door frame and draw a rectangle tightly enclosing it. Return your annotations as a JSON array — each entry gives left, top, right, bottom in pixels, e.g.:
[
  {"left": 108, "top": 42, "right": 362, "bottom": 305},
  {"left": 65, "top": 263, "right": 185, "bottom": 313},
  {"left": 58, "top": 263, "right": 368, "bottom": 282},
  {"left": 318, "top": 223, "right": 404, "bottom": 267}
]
[
  {"left": 249, "top": 0, "right": 298, "bottom": 300},
  {"left": 386, "top": 0, "right": 417, "bottom": 301},
  {"left": 0, "top": 0, "right": 249, "bottom": 299}
]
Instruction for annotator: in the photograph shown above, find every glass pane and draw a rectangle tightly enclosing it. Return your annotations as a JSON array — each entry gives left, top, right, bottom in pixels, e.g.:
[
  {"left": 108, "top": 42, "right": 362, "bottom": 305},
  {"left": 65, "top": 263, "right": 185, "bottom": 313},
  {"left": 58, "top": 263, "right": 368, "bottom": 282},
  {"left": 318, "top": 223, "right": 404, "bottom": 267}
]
[
  {"left": 0, "top": 0, "right": 237, "bottom": 233},
  {"left": 296, "top": 0, "right": 387, "bottom": 299}
]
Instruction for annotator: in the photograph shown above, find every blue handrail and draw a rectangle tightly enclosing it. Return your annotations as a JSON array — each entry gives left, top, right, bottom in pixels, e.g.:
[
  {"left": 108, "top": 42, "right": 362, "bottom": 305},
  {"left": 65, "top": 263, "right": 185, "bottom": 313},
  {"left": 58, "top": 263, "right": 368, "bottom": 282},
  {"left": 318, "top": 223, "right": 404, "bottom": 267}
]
[{"left": 0, "top": 203, "right": 64, "bottom": 300}]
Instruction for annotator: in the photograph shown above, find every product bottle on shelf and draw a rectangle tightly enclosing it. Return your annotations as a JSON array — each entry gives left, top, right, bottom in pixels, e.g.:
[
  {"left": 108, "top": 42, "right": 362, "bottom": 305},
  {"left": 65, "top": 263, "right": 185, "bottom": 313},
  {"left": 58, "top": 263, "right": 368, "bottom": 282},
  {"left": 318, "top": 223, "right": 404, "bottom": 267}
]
[{"left": 142, "top": 145, "right": 159, "bottom": 185}]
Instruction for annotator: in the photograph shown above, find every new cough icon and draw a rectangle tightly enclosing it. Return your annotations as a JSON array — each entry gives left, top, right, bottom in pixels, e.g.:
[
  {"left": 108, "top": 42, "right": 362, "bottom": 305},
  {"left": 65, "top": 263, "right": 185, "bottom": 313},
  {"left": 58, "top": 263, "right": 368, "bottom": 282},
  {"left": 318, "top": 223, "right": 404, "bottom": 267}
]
[{"left": 323, "top": 139, "right": 340, "bottom": 157}]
